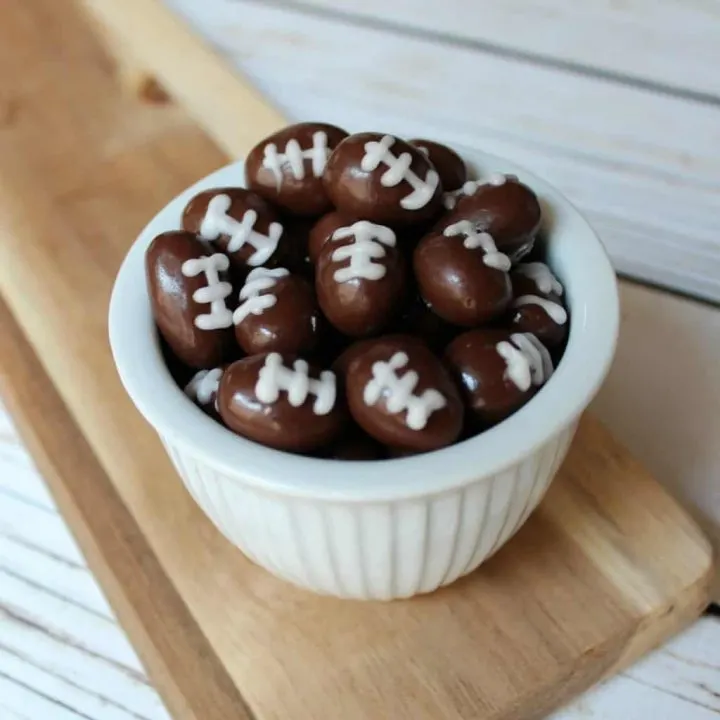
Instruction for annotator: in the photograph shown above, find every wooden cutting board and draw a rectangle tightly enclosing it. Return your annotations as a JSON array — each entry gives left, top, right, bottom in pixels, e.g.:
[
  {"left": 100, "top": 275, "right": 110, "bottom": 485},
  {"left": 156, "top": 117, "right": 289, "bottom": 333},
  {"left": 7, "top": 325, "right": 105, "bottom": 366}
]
[{"left": 0, "top": 1, "right": 713, "bottom": 719}]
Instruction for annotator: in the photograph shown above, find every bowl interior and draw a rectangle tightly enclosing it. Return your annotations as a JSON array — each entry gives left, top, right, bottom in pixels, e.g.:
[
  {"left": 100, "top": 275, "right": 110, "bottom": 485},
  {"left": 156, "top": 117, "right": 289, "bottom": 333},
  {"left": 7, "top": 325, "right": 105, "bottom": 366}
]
[{"left": 109, "top": 148, "right": 619, "bottom": 501}]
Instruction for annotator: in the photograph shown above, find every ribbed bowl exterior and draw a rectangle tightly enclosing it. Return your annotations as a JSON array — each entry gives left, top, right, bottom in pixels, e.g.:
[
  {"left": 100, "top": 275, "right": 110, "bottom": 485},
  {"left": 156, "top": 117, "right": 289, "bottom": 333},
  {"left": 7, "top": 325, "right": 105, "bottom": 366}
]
[{"left": 160, "top": 421, "right": 577, "bottom": 600}]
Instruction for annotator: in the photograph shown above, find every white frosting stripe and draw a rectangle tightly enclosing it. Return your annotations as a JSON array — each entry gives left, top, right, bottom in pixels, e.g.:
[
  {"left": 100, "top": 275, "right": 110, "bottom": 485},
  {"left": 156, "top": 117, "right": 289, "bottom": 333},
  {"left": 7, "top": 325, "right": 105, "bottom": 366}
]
[
  {"left": 363, "top": 352, "right": 446, "bottom": 431},
  {"left": 514, "top": 262, "right": 564, "bottom": 296},
  {"left": 330, "top": 221, "right": 396, "bottom": 282},
  {"left": 443, "top": 220, "right": 511, "bottom": 271},
  {"left": 514, "top": 295, "right": 568, "bottom": 325},
  {"left": 200, "top": 194, "right": 282, "bottom": 267},
  {"left": 262, "top": 131, "right": 330, "bottom": 190},
  {"left": 496, "top": 333, "right": 553, "bottom": 392},
  {"left": 181, "top": 253, "right": 233, "bottom": 330},
  {"left": 443, "top": 180, "right": 480, "bottom": 210},
  {"left": 185, "top": 367, "right": 224, "bottom": 407},
  {"left": 487, "top": 173, "right": 507, "bottom": 186},
  {"left": 442, "top": 173, "right": 517, "bottom": 209},
  {"left": 361, "top": 135, "right": 439, "bottom": 210},
  {"left": 233, "top": 267, "right": 290, "bottom": 325},
  {"left": 255, "top": 352, "right": 336, "bottom": 415}
]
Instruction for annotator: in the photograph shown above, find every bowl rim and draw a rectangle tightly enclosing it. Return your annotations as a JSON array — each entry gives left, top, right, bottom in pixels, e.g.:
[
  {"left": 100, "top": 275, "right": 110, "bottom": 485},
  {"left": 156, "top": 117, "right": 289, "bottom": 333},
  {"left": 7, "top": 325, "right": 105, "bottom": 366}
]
[{"left": 109, "top": 147, "right": 619, "bottom": 502}]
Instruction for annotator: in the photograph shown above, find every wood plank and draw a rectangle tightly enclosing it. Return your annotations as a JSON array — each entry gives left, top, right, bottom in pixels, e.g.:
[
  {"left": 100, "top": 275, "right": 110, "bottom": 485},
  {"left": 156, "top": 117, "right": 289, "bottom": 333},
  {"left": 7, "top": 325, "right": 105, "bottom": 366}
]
[
  {"left": 625, "top": 617, "right": 720, "bottom": 715},
  {"left": 0, "top": 490, "right": 91, "bottom": 570},
  {"left": 79, "top": 0, "right": 286, "bottom": 158},
  {"left": 120, "top": 0, "right": 720, "bottom": 300},
  {"left": 226, "top": 0, "right": 720, "bottom": 100}
]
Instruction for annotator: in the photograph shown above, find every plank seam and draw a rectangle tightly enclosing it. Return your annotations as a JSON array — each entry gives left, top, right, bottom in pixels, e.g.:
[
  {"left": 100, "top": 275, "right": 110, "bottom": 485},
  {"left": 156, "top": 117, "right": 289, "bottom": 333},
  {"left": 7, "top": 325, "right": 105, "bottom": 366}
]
[
  {"left": 0, "top": 640, "right": 153, "bottom": 720},
  {"left": 228, "top": 0, "right": 720, "bottom": 108}
]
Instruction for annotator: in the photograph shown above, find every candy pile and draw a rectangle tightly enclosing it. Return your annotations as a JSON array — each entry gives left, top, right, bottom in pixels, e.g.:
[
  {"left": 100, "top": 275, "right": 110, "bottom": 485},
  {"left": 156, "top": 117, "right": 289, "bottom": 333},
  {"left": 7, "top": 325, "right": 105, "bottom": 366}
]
[{"left": 145, "top": 122, "right": 569, "bottom": 459}]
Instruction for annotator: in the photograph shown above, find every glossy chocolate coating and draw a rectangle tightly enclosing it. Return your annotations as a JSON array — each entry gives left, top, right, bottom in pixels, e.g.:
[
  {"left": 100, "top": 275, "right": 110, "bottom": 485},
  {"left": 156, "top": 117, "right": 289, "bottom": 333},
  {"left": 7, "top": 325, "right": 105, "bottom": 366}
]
[
  {"left": 234, "top": 270, "right": 321, "bottom": 355},
  {"left": 217, "top": 353, "right": 345, "bottom": 451},
  {"left": 146, "top": 231, "right": 234, "bottom": 369},
  {"left": 445, "top": 329, "right": 542, "bottom": 427},
  {"left": 332, "top": 334, "right": 427, "bottom": 381},
  {"left": 345, "top": 336, "right": 463, "bottom": 452},
  {"left": 509, "top": 268, "right": 568, "bottom": 348},
  {"left": 413, "top": 229, "right": 512, "bottom": 327},
  {"left": 409, "top": 139, "right": 467, "bottom": 191},
  {"left": 323, "top": 133, "right": 444, "bottom": 226},
  {"left": 316, "top": 223, "right": 407, "bottom": 337},
  {"left": 182, "top": 187, "right": 287, "bottom": 271},
  {"left": 441, "top": 178, "right": 541, "bottom": 261},
  {"left": 308, "top": 210, "right": 357, "bottom": 264},
  {"left": 245, "top": 122, "right": 349, "bottom": 216}
]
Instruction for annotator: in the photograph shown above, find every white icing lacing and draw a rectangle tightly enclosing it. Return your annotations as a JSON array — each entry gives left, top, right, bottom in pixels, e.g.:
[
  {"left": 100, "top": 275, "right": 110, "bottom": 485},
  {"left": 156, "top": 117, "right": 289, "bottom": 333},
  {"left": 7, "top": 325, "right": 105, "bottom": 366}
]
[
  {"left": 181, "top": 254, "right": 233, "bottom": 330},
  {"left": 443, "top": 180, "right": 480, "bottom": 210},
  {"left": 513, "top": 295, "right": 568, "bottom": 325},
  {"left": 363, "top": 352, "right": 446, "bottom": 431},
  {"left": 496, "top": 333, "right": 553, "bottom": 392},
  {"left": 360, "top": 135, "right": 439, "bottom": 210},
  {"left": 514, "top": 262, "right": 564, "bottom": 296},
  {"left": 443, "top": 220, "right": 511, "bottom": 271},
  {"left": 255, "top": 352, "right": 336, "bottom": 415},
  {"left": 262, "top": 131, "right": 330, "bottom": 190},
  {"left": 330, "top": 221, "right": 396, "bottom": 282},
  {"left": 442, "top": 172, "right": 521, "bottom": 209},
  {"left": 233, "top": 267, "right": 290, "bottom": 326},
  {"left": 200, "top": 194, "right": 283, "bottom": 267},
  {"left": 442, "top": 172, "right": 520, "bottom": 209},
  {"left": 185, "top": 367, "right": 224, "bottom": 407}
]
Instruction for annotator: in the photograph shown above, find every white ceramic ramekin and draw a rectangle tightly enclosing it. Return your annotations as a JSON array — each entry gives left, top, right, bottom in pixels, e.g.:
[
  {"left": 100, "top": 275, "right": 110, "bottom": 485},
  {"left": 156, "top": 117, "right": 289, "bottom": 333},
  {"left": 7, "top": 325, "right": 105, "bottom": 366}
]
[{"left": 109, "top": 148, "right": 619, "bottom": 600}]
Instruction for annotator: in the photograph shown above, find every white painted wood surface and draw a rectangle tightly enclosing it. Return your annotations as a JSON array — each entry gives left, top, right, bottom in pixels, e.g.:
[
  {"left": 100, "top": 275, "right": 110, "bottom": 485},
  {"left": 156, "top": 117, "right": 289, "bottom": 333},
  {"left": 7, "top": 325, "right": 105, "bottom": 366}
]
[
  {"left": 281, "top": 0, "right": 720, "bottom": 99},
  {"left": 161, "top": 0, "right": 720, "bottom": 302},
  {"left": 2, "top": 281, "right": 720, "bottom": 718}
]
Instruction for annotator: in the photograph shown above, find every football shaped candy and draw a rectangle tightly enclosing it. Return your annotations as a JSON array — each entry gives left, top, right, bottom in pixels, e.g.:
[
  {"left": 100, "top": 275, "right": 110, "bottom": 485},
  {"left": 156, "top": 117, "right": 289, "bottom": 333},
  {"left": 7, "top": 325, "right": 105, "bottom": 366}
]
[
  {"left": 146, "top": 231, "right": 235, "bottom": 369},
  {"left": 324, "top": 133, "right": 443, "bottom": 226},
  {"left": 414, "top": 221, "right": 512, "bottom": 327},
  {"left": 182, "top": 187, "right": 286, "bottom": 271},
  {"left": 445, "top": 329, "right": 553, "bottom": 427},
  {"left": 245, "top": 122, "right": 349, "bottom": 216},
  {"left": 440, "top": 176, "right": 542, "bottom": 261},
  {"left": 233, "top": 266, "right": 321, "bottom": 355},
  {"left": 316, "top": 220, "right": 407, "bottom": 337},
  {"left": 344, "top": 336, "right": 463, "bottom": 452},
  {"left": 217, "top": 353, "right": 345, "bottom": 451}
]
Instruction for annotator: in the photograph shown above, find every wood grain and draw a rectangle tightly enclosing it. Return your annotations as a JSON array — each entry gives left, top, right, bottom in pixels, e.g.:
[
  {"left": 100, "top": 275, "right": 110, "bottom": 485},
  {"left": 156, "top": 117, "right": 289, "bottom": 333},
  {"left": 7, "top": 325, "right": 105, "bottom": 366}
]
[
  {"left": 0, "top": 1, "right": 713, "bottom": 718},
  {"left": 80, "top": 0, "right": 286, "bottom": 158}
]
